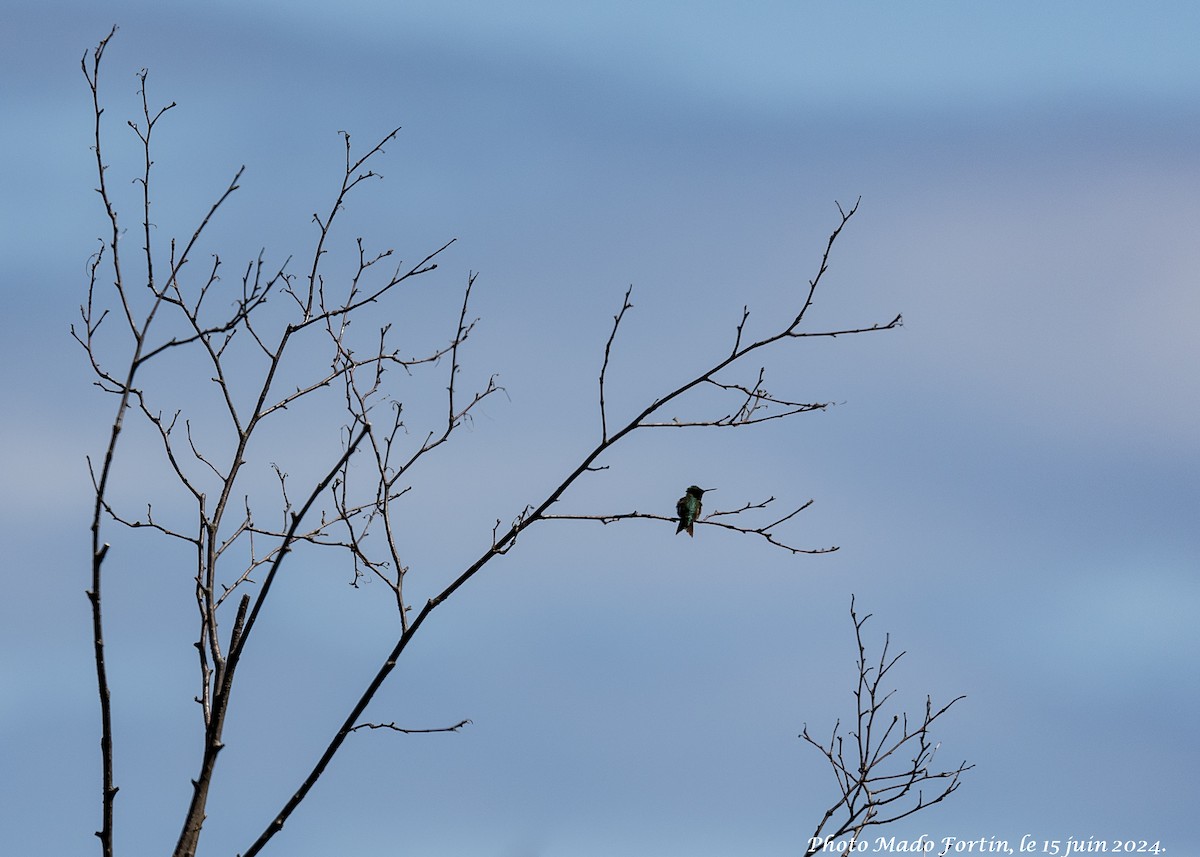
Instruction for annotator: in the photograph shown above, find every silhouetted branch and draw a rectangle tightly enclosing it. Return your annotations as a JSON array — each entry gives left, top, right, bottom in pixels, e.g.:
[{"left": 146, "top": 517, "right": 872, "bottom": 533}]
[
  {"left": 800, "top": 597, "right": 972, "bottom": 854},
  {"left": 349, "top": 719, "right": 472, "bottom": 734},
  {"left": 81, "top": 28, "right": 904, "bottom": 857},
  {"left": 599, "top": 284, "right": 634, "bottom": 442},
  {"left": 541, "top": 495, "right": 837, "bottom": 554}
]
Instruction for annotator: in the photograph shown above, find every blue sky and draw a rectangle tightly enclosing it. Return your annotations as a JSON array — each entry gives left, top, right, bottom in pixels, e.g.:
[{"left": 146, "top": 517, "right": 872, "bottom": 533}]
[{"left": 2, "top": 3, "right": 1198, "bottom": 856}]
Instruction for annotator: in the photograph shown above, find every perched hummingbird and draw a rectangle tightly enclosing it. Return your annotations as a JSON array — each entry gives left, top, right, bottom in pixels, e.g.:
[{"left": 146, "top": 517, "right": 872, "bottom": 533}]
[{"left": 675, "top": 485, "right": 714, "bottom": 537}]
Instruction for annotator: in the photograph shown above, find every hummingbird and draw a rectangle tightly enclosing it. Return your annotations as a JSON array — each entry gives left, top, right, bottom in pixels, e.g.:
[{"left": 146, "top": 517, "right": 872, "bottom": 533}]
[{"left": 675, "top": 485, "right": 714, "bottom": 537}]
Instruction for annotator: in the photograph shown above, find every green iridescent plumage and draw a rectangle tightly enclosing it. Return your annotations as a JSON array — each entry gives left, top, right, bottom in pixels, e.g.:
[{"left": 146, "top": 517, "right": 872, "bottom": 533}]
[{"left": 675, "top": 485, "right": 713, "bottom": 537}]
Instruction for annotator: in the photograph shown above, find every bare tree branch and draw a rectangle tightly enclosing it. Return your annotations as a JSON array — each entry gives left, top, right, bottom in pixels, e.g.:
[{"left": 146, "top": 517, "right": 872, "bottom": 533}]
[
  {"left": 599, "top": 284, "right": 634, "bottom": 443},
  {"left": 349, "top": 719, "right": 472, "bottom": 735},
  {"left": 801, "top": 597, "right": 972, "bottom": 855},
  {"left": 81, "top": 29, "right": 910, "bottom": 857},
  {"left": 236, "top": 197, "right": 896, "bottom": 855},
  {"left": 541, "top": 495, "right": 837, "bottom": 555}
]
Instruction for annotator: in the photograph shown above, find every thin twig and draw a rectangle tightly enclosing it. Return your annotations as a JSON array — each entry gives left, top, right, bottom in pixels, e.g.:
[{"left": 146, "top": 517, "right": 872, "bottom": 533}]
[{"left": 801, "top": 597, "right": 972, "bottom": 855}]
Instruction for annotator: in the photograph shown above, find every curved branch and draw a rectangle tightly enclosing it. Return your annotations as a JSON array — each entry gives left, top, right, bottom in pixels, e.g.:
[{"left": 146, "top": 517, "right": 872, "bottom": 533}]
[
  {"left": 239, "top": 200, "right": 894, "bottom": 855},
  {"left": 599, "top": 285, "right": 634, "bottom": 442},
  {"left": 540, "top": 496, "right": 837, "bottom": 555}
]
